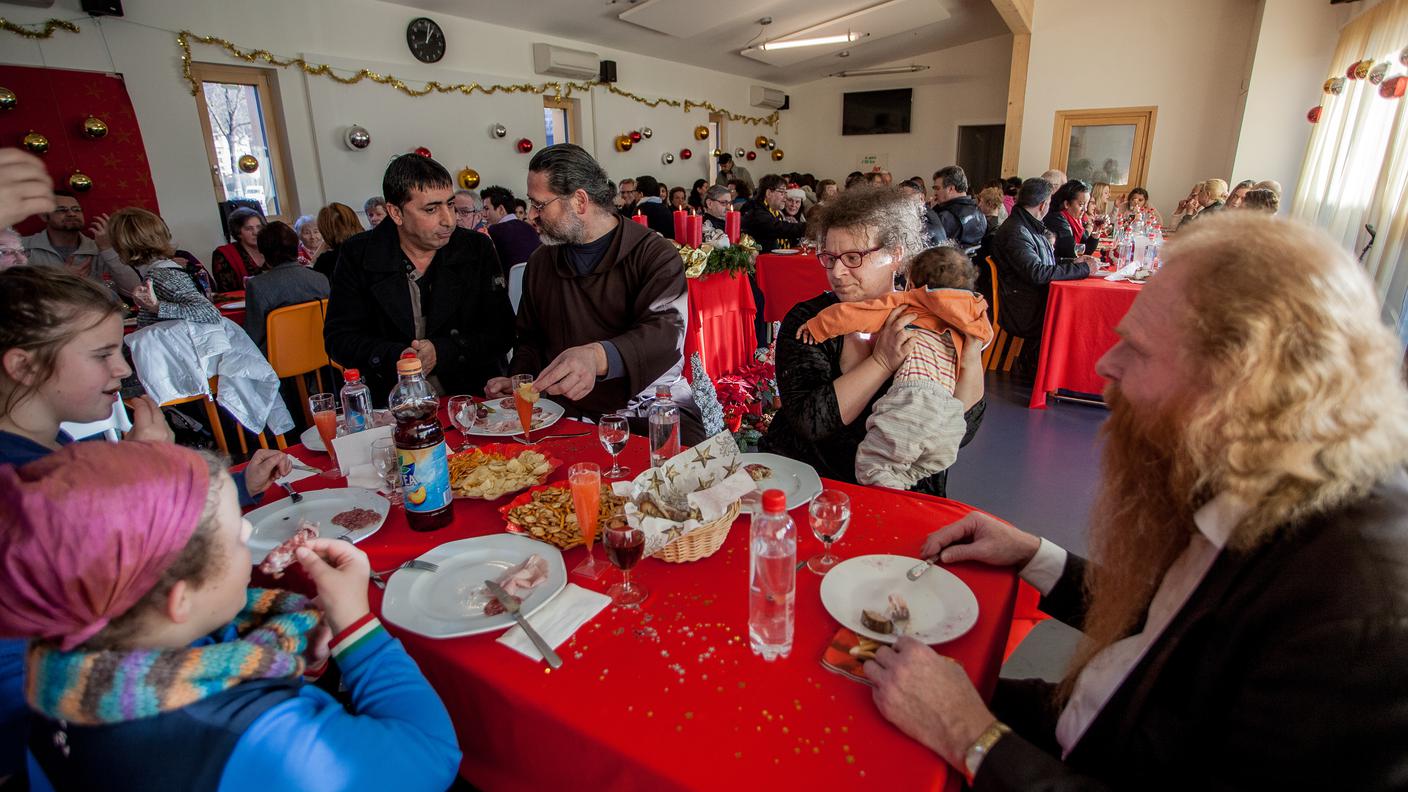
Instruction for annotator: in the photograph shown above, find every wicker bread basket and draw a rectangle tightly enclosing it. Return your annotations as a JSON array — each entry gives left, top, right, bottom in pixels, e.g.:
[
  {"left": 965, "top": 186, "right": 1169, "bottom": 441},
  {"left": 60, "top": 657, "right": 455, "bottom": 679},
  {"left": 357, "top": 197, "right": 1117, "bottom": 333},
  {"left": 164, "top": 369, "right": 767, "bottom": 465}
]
[{"left": 652, "top": 502, "right": 742, "bottom": 563}]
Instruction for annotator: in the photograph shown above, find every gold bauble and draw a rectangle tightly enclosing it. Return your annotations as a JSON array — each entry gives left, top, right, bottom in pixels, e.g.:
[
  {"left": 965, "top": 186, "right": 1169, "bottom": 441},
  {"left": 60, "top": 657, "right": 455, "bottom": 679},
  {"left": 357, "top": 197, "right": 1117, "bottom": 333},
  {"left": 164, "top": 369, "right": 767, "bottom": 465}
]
[
  {"left": 712, "top": 147, "right": 723, "bottom": 158},
  {"left": 771, "top": 149, "right": 784, "bottom": 161},
  {"left": 614, "top": 134, "right": 633, "bottom": 152},
  {"left": 237, "top": 154, "right": 259, "bottom": 173},
  {"left": 0, "top": 87, "right": 15, "bottom": 112},
  {"left": 81, "top": 115, "right": 109, "bottom": 139},
  {"left": 68, "top": 171, "right": 93, "bottom": 192},
  {"left": 755, "top": 135, "right": 768, "bottom": 149},
  {"left": 457, "top": 167, "right": 480, "bottom": 190},
  {"left": 693, "top": 125, "right": 709, "bottom": 140},
  {"left": 22, "top": 131, "right": 49, "bottom": 155}
]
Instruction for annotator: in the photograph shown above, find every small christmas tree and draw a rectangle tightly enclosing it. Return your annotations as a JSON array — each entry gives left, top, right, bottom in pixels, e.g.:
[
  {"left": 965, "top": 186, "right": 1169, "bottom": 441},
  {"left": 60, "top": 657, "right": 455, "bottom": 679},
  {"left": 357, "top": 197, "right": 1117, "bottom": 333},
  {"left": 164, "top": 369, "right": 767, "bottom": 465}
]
[{"left": 689, "top": 353, "right": 726, "bottom": 436}]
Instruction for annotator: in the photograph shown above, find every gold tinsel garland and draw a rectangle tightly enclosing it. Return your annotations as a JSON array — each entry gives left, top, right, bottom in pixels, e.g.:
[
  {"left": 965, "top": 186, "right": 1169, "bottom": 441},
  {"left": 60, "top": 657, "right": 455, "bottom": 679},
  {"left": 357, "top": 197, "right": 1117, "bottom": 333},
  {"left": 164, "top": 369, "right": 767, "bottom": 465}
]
[
  {"left": 176, "top": 30, "right": 780, "bottom": 129},
  {"left": 0, "top": 17, "right": 80, "bottom": 39}
]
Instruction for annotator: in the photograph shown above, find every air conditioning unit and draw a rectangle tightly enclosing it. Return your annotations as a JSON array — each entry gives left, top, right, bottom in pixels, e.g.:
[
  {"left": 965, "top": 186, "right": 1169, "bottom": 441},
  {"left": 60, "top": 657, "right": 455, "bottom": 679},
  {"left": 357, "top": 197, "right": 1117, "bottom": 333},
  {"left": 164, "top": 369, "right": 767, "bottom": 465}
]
[
  {"left": 750, "top": 85, "right": 788, "bottom": 110},
  {"left": 532, "top": 43, "right": 601, "bottom": 79}
]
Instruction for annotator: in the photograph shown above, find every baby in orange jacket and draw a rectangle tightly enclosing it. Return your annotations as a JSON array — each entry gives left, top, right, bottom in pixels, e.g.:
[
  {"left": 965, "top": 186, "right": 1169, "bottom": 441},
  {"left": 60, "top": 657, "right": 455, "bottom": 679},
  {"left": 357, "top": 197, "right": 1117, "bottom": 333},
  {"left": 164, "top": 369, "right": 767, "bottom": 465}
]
[{"left": 799, "top": 247, "right": 993, "bottom": 490}]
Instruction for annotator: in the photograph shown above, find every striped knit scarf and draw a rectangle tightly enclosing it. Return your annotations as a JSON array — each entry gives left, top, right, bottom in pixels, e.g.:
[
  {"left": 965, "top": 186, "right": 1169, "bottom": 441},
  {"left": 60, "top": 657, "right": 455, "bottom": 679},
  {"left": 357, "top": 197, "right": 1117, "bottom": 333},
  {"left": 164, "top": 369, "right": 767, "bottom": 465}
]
[{"left": 25, "top": 588, "right": 321, "bottom": 726}]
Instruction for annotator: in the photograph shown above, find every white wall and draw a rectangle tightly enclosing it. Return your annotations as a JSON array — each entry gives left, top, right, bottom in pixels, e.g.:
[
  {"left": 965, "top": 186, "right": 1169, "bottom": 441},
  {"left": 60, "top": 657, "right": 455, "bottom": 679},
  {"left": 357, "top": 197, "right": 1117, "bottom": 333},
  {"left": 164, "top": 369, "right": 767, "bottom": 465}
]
[
  {"left": 0, "top": 0, "right": 789, "bottom": 255},
  {"left": 1229, "top": 0, "right": 1351, "bottom": 201},
  {"left": 785, "top": 34, "right": 1013, "bottom": 183},
  {"left": 1018, "top": 0, "right": 1259, "bottom": 220}
]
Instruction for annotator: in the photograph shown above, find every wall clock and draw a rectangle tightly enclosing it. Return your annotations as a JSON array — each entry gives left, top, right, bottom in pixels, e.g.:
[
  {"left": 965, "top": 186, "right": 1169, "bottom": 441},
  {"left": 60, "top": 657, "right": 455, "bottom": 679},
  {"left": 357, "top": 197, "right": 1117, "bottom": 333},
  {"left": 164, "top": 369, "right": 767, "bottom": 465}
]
[{"left": 406, "top": 17, "right": 446, "bottom": 64}]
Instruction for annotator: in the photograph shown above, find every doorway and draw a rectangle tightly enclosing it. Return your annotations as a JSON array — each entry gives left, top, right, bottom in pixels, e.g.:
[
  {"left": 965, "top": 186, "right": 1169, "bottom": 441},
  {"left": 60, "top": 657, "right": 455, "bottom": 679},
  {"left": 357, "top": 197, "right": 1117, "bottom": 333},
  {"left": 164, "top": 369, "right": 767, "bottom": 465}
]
[{"left": 957, "top": 124, "right": 1005, "bottom": 191}]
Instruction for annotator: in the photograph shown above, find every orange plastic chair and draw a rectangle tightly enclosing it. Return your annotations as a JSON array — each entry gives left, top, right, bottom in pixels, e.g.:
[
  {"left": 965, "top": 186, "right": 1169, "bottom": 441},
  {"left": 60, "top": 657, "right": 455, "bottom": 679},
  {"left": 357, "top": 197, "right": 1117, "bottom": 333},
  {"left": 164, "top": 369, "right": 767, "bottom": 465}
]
[
  {"left": 266, "top": 299, "right": 331, "bottom": 425},
  {"left": 982, "top": 256, "right": 1024, "bottom": 373},
  {"left": 161, "top": 376, "right": 229, "bottom": 455}
]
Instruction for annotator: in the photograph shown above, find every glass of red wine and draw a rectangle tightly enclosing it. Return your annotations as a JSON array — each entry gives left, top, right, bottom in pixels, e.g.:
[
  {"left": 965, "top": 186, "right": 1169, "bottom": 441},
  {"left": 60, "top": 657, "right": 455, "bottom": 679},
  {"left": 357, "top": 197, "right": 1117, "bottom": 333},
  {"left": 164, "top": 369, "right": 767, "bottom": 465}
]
[{"left": 604, "top": 522, "right": 648, "bottom": 607}]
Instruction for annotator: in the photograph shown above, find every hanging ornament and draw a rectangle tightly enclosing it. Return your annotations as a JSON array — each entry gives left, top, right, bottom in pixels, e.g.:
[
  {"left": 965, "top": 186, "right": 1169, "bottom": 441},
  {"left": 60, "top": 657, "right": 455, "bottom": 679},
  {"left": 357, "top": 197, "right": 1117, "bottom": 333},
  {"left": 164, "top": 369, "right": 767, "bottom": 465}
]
[
  {"left": 711, "top": 147, "right": 723, "bottom": 158},
  {"left": 694, "top": 125, "right": 709, "bottom": 140},
  {"left": 629, "top": 130, "right": 643, "bottom": 143},
  {"left": 516, "top": 138, "right": 534, "bottom": 154},
  {"left": 1401, "top": 46, "right": 1408, "bottom": 67},
  {"left": 772, "top": 149, "right": 784, "bottom": 161},
  {"left": 0, "top": 86, "right": 15, "bottom": 112},
  {"left": 1355, "top": 59, "right": 1374, "bottom": 80},
  {"left": 1369, "top": 62, "right": 1390, "bottom": 85},
  {"left": 68, "top": 171, "right": 93, "bottom": 193},
  {"left": 661, "top": 152, "right": 675, "bottom": 165},
  {"left": 734, "top": 147, "right": 745, "bottom": 158},
  {"left": 767, "top": 138, "right": 777, "bottom": 151},
  {"left": 413, "top": 146, "right": 433, "bottom": 158},
  {"left": 457, "top": 167, "right": 481, "bottom": 190},
  {"left": 81, "top": 115, "right": 108, "bottom": 140},
  {"left": 755, "top": 135, "right": 768, "bottom": 149},
  {"left": 489, "top": 123, "right": 508, "bottom": 139},
  {"left": 680, "top": 148, "right": 693, "bottom": 160},
  {"left": 238, "top": 154, "right": 260, "bottom": 173},
  {"left": 614, "top": 134, "right": 634, "bottom": 152},
  {"left": 1323, "top": 77, "right": 1346, "bottom": 95},
  {"left": 344, "top": 124, "right": 371, "bottom": 150},
  {"left": 1346, "top": 62, "right": 1360, "bottom": 80},
  {"left": 746, "top": 151, "right": 757, "bottom": 161},
  {"left": 22, "top": 131, "right": 48, "bottom": 155},
  {"left": 1381, "top": 75, "right": 1407, "bottom": 99},
  {"left": 1307, "top": 106, "right": 1323, "bottom": 124},
  {"left": 640, "top": 127, "right": 653, "bottom": 139}
]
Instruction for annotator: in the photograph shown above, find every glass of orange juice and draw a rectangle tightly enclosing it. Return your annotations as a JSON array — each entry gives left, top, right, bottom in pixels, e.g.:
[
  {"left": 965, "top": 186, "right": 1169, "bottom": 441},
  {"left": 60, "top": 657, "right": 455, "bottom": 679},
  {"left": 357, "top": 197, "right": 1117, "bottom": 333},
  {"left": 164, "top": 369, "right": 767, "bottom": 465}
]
[
  {"left": 510, "top": 374, "right": 538, "bottom": 442},
  {"left": 569, "top": 462, "right": 607, "bottom": 580},
  {"left": 309, "top": 393, "right": 340, "bottom": 472}
]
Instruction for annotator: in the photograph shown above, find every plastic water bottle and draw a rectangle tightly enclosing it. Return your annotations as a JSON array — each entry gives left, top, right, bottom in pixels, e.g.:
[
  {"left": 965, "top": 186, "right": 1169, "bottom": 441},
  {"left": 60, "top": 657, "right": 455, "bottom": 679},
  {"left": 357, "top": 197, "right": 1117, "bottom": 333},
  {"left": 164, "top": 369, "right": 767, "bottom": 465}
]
[
  {"left": 749, "top": 489, "right": 796, "bottom": 661},
  {"left": 339, "top": 368, "right": 373, "bottom": 434},
  {"left": 647, "top": 384, "right": 681, "bottom": 468}
]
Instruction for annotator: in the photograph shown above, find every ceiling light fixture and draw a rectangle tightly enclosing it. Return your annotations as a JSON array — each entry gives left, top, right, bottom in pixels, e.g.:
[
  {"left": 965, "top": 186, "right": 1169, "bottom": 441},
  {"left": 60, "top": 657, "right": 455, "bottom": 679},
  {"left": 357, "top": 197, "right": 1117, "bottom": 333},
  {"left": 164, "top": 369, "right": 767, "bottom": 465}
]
[
  {"left": 758, "top": 32, "right": 866, "bottom": 51},
  {"left": 830, "top": 64, "right": 930, "bottom": 78}
]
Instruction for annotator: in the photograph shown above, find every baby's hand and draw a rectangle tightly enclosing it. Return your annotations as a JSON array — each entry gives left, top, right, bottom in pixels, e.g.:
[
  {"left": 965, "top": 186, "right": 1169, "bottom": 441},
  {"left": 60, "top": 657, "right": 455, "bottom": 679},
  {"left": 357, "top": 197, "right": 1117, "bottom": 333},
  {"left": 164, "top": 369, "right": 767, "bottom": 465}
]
[{"left": 796, "top": 326, "right": 818, "bottom": 344}]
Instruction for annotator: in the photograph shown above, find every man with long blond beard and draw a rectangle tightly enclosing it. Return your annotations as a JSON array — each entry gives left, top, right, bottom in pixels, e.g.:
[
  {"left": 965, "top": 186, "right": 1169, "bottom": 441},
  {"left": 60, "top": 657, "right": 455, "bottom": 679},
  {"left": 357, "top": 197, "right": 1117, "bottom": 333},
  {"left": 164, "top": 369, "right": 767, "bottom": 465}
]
[{"left": 862, "top": 212, "right": 1408, "bottom": 789}]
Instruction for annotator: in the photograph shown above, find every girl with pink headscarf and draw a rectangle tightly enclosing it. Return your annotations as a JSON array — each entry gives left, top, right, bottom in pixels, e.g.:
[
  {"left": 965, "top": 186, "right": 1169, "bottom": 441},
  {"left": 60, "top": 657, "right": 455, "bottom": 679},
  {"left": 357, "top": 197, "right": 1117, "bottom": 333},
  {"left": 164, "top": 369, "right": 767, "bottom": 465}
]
[{"left": 0, "top": 441, "right": 460, "bottom": 791}]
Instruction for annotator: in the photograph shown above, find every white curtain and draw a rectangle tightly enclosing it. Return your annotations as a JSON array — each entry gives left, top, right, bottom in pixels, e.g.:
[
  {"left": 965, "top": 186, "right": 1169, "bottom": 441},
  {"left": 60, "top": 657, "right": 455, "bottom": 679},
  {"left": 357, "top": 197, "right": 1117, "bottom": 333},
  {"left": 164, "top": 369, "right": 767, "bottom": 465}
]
[{"left": 1292, "top": 0, "right": 1408, "bottom": 335}]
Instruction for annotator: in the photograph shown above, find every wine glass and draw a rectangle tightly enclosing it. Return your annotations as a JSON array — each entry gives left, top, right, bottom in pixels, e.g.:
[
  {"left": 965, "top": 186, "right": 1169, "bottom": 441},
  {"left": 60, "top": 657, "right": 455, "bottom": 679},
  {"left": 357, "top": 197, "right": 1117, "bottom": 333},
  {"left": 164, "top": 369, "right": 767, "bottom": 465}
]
[
  {"left": 598, "top": 413, "right": 631, "bottom": 479},
  {"left": 447, "top": 395, "right": 477, "bottom": 452},
  {"left": 1074, "top": 243, "right": 1087, "bottom": 257},
  {"left": 569, "top": 462, "right": 608, "bottom": 580},
  {"left": 805, "top": 489, "right": 851, "bottom": 574},
  {"left": 370, "top": 437, "right": 404, "bottom": 506},
  {"left": 510, "top": 374, "right": 537, "bottom": 442},
  {"left": 604, "top": 522, "right": 648, "bottom": 607}
]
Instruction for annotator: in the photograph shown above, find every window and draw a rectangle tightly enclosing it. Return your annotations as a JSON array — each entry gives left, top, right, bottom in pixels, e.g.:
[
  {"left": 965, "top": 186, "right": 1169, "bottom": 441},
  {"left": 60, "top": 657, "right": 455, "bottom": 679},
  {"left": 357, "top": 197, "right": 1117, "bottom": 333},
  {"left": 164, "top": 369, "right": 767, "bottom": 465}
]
[
  {"left": 543, "top": 97, "right": 580, "bottom": 147},
  {"left": 189, "top": 63, "right": 295, "bottom": 218},
  {"left": 1049, "top": 106, "right": 1157, "bottom": 192}
]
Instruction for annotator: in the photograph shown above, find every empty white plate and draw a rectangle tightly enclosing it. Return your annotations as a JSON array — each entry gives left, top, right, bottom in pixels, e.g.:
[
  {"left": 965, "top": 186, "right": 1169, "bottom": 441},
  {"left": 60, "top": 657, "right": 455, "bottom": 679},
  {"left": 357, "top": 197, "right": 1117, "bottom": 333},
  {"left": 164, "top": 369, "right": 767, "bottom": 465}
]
[
  {"left": 819, "top": 554, "right": 979, "bottom": 644},
  {"left": 245, "top": 487, "right": 389, "bottom": 564}
]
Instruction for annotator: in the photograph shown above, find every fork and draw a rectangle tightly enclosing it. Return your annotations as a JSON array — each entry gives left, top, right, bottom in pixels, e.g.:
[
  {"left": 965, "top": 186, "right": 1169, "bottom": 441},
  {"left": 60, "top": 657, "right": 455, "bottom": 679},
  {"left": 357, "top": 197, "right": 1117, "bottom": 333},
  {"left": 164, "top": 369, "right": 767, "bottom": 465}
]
[
  {"left": 276, "top": 479, "right": 303, "bottom": 504},
  {"left": 370, "top": 559, "right": 439, "bottom": 589},
  {"left": 511, "top": 431, "right": 590, "bottom": 444}
]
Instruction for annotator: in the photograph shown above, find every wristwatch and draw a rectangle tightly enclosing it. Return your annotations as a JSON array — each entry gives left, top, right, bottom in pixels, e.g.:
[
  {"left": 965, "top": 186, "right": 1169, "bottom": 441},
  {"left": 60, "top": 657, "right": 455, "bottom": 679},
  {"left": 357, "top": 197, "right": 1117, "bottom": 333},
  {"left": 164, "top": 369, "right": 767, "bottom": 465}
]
[{"left": 963, "top": 720, "right": 1012, "bottom": 783}]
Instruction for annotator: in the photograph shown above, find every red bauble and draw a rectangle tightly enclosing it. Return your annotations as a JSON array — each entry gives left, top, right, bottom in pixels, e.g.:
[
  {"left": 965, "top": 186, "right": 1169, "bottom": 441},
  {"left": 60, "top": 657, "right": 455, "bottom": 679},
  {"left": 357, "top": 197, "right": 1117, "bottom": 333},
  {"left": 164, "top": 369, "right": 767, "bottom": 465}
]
[
  {"left": 1346, "top": 62, "right": 1360, "bottom": 80},
  {"left": 516, "top": 138, "right": 533, "bottom": 154},
  {"left": 629, "top": 130, "right": 643, "bottom": 142},
  {"left": 746, "top": 151, "right": 757, "bottom": 161},
  {"left": 1307, "top": 106, "right": 1323, "bottom": 123},
  {"left": 679, "top": 148, "right": 693, "bottom": 160},
  {"left": 1381, "top": 76, "right": 1407, "bottom": 99},
  {"left": 413, "top": 146, "right": 432, "bottom": 158}
]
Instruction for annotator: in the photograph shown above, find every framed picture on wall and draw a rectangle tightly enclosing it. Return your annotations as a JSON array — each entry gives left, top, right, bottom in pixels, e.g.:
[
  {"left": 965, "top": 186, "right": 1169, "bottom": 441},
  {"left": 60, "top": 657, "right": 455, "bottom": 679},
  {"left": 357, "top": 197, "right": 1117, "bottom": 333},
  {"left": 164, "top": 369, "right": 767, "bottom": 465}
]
[{"left": 1049, "top": 106, "right": 1157, "bottom": 192}]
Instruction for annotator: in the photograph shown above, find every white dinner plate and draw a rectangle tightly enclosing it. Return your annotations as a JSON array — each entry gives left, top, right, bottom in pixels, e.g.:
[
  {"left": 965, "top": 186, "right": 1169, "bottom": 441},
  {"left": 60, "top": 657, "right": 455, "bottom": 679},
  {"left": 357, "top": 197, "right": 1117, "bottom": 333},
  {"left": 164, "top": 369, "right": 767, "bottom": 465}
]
[
  {"left": 462, "top": 397, "right": 565, "bottom": 437},
  {"left": 220, "top": 300, "right": 246, "bottom": 310},
  {"left": 380, "top": 534, "right": 567, "bottom": 638},
  {"left": 819, "top": 554, "right": 979, "bottom": 645},
  {"left": 300, "top": 424, "right": 325, "bottom": 452},
  {"left": 739, "top": 453, "right": 822, "bottom": 511},
  {"left": 770, "top": 249, "right": 799, "bottom": 255},
  {"left": 245, "top": 487, "right": 389, "bottom": 564}
]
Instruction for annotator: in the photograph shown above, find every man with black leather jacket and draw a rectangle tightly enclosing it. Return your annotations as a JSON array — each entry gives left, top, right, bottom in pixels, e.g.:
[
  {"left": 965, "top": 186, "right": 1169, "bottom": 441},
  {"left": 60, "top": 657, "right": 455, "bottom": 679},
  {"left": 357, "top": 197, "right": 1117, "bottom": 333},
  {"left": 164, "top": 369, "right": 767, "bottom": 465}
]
[{"left": 932, "top": 166, "right": 989, "bottom": 249}]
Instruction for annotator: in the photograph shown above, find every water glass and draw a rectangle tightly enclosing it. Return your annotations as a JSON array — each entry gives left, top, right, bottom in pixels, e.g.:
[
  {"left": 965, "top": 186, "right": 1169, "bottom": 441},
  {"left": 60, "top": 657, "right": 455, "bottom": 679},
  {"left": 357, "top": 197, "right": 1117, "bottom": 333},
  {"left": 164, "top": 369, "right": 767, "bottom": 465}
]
[
  {"left": 447, "top": 395, "right": 476, "bottom": 452},
  {"left": 805, "top": 489, "right": 851, "bottom": 574},
  {"left": 598, "top": 413, "right": 631, "bottom": 479},
  {"left": 370, "top": 437, "right": 404, "bottom": 506}
]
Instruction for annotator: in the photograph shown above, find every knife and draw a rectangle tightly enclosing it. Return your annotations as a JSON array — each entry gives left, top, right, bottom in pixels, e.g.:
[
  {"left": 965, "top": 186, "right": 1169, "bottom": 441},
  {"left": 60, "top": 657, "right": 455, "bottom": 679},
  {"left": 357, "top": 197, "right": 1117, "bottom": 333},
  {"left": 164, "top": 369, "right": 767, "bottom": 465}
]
[{"left": 484, "top": 579, "right": 563, "bottom": 669}]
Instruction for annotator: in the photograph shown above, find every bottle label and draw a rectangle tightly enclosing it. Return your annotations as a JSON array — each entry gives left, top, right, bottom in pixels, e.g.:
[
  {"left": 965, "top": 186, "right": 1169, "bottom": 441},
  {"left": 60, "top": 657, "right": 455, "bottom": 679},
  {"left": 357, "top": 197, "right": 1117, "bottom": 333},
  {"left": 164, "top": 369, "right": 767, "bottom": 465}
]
[{"left": 398, "top": 441, "right": 451, "bottom": 513}]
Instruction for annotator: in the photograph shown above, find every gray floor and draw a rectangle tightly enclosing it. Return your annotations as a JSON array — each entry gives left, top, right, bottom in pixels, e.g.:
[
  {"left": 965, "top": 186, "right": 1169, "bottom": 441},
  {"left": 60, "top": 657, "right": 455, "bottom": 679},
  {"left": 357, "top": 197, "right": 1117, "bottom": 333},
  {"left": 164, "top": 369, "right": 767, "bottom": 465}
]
[{"left": 945, "top": 372, "right": 1109, "bottom": 681}]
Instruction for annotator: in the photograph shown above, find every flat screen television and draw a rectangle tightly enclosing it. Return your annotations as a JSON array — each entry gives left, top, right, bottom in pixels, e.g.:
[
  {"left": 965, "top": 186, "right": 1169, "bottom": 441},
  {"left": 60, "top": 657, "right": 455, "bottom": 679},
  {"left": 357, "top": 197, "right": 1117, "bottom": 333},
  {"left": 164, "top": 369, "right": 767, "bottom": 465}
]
[{"left": 842, "top": 88, "right": 912, "bottom": 135}]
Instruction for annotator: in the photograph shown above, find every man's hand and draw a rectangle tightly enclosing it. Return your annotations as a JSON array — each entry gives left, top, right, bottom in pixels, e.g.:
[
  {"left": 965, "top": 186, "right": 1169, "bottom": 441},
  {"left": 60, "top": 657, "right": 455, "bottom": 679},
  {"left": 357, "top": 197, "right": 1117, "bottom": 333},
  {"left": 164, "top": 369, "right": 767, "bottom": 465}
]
[
  {"left": 864, "top": 636, "right": 996, "bottom": 767},
  {"left": 484, "top": 376, "right": 512, "bottom": 398},
  {"left": 921, "top": 511, "right": 1040, "bottom": 567},
  {"left": 871, "top": 307, "right": 917, "bottom": 373},
  {"left": 243, "top": 449, "right": 293, "bottom": 496},
  {"left": 90, "top": 212, "right": 112, "bottom": 250},
  {"left": 294, "top": 538, "right": 372, "bottom": 635},
  {"left": 125, "top": 395, "right": 174, "bottom": 443},
  {"left": 1077, "top": 255, "right": 1100, "bottom": 274},
  {"left": 0, "top": 148, "right": 55, "bottom": 228},
  {"left": 534, "top": 343, "right": 606, "bottom": 401},
  {"left": 405, "top": 339, "right": 437, "bottom": 375}
]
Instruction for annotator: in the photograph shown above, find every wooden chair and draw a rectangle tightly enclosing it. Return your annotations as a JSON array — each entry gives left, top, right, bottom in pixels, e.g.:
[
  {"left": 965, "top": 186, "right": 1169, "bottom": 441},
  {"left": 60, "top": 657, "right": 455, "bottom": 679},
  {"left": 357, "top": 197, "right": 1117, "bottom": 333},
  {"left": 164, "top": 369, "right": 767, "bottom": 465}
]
[
  {"left": 983, "top": 256, "right": 1024, "bottom": 373},
  {"left": 266, "top": 299, "right": 330, "bottom": 425}
]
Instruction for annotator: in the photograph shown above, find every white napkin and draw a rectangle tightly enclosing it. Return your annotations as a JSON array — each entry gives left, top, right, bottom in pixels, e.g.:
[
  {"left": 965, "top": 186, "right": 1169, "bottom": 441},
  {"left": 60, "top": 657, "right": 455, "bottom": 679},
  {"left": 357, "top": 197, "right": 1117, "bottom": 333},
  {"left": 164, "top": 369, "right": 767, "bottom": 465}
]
[
  {"left": 496, "top": 584, "right": 611, "bottom": 662},
  {"left": 331, "top": 424, "right": 393, "bottom": 475},
  {"left": 344, "top": 463, "right": 384, "bottom": 490},
  {"left": 274, "top": 466, "right": 318, "bottom": 488}
]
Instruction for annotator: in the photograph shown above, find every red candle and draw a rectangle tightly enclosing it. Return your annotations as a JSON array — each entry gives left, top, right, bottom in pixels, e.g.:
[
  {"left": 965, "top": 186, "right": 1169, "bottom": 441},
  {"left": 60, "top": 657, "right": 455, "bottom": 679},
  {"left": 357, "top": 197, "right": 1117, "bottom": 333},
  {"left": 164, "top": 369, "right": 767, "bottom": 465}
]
[
  {"left": 632, "top": 211, "right": 648, "bottom": 227},
  {"left": 673, "top": 209, "right": 689, "bottom": 244},
  {"left": 724, "top": 210, "right": 741, "bottom": 244},
  {"left": 688, "top": 213, "right": 704, "bottom": 249}
]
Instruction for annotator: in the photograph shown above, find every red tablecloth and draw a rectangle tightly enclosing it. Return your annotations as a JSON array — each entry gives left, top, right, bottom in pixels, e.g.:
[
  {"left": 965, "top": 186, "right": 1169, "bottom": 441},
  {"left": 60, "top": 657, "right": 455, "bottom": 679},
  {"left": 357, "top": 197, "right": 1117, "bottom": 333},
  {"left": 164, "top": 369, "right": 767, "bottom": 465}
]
[
  {"left": 755, "top": 253, "right": 830, "bottom": 324},
  {"left": 216, "top": 290, "right": 247, "bottom": 327},
  {"left": 259, "top": 411, "right": 1018, "bottom": 791},
  {"left": 683, "top": 272, "right": 757, "bottom": 381},
  {"left": 1029, "top": 278, "right": 1142, "bottom": 408}
]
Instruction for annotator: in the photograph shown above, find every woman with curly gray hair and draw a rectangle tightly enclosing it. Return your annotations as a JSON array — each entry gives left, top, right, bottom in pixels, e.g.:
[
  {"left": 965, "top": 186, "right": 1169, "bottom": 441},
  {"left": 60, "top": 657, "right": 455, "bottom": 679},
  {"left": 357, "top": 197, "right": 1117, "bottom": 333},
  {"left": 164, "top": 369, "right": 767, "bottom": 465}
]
[{"left": 765, "top": 186, "right": 986, "bottom": 496}]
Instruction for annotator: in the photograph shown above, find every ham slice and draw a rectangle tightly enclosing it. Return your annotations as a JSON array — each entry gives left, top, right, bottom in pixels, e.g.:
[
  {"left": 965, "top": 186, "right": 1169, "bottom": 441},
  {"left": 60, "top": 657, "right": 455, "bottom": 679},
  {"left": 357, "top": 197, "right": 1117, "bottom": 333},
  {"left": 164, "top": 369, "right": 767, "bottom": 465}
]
[
  {"left": 483, "top": 554, "right": 549, "bottom": 616},
  {"left": 259, "top": 520, "right": 319, "bottom": 578}
]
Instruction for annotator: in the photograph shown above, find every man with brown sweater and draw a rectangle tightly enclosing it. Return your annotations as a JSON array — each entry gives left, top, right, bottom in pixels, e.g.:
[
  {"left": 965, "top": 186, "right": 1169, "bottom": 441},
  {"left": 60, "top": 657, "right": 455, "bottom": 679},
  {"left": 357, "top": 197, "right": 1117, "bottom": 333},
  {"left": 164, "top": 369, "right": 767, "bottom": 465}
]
[{"left": 486, "top": 144, "right": 703, "bottom": 442}]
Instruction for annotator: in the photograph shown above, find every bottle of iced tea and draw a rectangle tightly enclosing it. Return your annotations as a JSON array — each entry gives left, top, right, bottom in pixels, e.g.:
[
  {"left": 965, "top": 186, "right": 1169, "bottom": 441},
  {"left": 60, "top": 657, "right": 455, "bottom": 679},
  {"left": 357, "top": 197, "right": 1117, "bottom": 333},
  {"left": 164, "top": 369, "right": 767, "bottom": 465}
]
[{"left": 388, "top": 357, "right": 452, "bottom": 531}]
